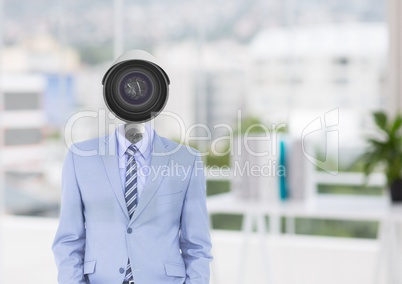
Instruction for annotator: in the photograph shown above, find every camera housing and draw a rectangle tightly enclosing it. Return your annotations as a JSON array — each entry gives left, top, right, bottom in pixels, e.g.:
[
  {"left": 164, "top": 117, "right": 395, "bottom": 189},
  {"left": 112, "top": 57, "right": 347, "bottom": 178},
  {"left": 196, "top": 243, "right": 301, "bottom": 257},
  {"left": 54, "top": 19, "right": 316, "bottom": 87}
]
[{"left": 102, "top": 50, "right": 170, "bottom": 123}]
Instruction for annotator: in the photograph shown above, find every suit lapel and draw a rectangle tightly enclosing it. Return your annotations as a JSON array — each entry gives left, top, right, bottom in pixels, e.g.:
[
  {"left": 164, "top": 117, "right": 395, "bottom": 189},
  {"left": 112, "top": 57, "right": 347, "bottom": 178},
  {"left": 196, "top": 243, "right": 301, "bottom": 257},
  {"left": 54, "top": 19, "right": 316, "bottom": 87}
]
[
  {"left": 101, "top": 134, "right": 130, "bottom": 220},
  {"left": 129, "top": 134, "right": 170, "bottom": 224}
]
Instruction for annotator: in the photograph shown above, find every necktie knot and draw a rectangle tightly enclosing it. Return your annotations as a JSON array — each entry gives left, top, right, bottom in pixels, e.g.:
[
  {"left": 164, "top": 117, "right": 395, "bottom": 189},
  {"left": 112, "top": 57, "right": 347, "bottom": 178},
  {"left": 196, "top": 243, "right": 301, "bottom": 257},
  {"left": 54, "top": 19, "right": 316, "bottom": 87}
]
[{"left": 126, "top": 145, "right": 138, "bottom": 157}]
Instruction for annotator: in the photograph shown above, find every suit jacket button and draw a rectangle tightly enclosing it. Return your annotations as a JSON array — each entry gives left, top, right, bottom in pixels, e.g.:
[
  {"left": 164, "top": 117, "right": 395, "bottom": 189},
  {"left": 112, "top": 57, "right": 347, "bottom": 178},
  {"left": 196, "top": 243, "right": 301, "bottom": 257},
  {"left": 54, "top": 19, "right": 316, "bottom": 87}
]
[
  {"left": 127, "top": 228, "right": 133, "bottom": 234},
  {"left": 119, "top": 268, "right": 125, "bottom": 274}
]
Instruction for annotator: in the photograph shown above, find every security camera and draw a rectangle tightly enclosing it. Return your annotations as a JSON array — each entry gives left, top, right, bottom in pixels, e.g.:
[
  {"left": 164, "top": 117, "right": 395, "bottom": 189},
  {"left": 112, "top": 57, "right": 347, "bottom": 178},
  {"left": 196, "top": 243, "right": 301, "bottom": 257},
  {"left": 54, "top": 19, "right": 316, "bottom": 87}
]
[{"left": 102, "top": 50, "right": 170, "bottom": 123}]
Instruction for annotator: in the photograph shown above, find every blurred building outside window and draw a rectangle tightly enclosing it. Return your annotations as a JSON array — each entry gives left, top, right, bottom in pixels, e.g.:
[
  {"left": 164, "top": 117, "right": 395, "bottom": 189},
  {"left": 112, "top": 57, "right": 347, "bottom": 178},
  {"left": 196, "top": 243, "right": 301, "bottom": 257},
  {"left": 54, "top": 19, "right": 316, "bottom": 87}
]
[{"left": 0, "top": 0, "right": 391, "bottom": 239}]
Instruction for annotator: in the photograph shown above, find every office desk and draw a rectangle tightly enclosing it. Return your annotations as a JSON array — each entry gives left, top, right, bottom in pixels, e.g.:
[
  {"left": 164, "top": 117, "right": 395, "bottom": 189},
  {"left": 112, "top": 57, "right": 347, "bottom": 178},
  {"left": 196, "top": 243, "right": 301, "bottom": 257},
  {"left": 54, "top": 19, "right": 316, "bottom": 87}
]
[{"left": 207, "top": 193, "right": 402, "bottom": 284}]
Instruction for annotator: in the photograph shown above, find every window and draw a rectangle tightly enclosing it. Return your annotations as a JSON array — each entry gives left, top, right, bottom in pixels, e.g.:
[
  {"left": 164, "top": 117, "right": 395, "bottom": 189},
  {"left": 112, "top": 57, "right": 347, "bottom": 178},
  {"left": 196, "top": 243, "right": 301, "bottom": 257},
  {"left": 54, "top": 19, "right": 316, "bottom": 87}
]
[
  {"left": 334, "top": 57, "right": 350, "bottom": 66},
  {"left": 4, "top": 128, "right": 42, "bottom": 146},
  {"left": 4, "top": 92, "right": 41, "bottom": 110}
]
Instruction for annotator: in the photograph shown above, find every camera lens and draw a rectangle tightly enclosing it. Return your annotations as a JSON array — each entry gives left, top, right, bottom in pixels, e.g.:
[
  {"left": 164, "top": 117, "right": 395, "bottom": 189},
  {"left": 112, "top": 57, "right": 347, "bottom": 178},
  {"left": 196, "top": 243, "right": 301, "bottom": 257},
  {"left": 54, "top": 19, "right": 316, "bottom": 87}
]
[
  {"left": 103, "top": 60, "right": 169, "bottom": 122},
  {"left": 119, "top": 72, "right": 153, "bottom": 105},
  {"left": 123, "top": 74, "right": 150, "bottom": 101}
]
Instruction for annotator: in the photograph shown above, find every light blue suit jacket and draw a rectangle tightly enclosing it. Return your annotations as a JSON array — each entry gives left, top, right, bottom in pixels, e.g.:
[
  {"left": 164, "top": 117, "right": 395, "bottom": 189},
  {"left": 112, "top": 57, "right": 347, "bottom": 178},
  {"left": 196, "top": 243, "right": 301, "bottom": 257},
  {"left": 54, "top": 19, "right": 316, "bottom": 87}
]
[{"left": 52, "top": 132, "right": 212, "bottom": 284}]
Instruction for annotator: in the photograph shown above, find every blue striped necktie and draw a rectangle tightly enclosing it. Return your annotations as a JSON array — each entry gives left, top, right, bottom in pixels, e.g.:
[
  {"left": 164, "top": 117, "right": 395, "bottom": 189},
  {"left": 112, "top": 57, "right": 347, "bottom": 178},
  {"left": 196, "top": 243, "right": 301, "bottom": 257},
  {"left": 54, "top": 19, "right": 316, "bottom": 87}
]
[{"left": 125, "top": 144, "right": 138, "bottom": 281}]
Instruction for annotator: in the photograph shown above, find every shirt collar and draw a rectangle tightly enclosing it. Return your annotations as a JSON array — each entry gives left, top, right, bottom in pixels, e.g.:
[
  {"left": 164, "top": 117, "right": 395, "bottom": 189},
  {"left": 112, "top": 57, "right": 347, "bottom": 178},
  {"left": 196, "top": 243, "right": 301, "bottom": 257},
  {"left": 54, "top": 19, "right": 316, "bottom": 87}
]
[{"left": 116, "top": 122, "right": 154, "bottom": 159}]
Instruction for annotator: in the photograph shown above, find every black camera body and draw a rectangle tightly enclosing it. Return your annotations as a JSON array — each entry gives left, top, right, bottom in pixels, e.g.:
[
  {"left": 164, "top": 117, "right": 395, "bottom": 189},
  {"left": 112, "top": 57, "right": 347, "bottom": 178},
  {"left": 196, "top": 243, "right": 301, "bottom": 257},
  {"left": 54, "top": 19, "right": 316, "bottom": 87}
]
[{"left": 102, "top": 50, "right": 170, "bottom": 123}]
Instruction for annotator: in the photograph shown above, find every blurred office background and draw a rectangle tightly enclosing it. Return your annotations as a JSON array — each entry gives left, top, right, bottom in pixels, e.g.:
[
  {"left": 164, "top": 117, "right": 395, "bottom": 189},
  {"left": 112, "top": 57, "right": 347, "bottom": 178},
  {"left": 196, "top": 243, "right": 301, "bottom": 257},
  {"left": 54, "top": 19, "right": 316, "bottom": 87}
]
[{"left": 1, "top": 0, "right": 401, "bottom": 283}]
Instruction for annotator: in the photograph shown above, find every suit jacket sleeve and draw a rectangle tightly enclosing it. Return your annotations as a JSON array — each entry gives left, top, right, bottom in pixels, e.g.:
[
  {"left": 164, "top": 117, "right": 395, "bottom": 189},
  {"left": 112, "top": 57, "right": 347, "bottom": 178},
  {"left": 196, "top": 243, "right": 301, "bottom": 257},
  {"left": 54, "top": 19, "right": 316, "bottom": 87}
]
[
  {"left": 180, "top": 153, "right": 213, "bottom": 284},
  {"left": 52, "top": 149, "right": 87, "bottom": 284}
]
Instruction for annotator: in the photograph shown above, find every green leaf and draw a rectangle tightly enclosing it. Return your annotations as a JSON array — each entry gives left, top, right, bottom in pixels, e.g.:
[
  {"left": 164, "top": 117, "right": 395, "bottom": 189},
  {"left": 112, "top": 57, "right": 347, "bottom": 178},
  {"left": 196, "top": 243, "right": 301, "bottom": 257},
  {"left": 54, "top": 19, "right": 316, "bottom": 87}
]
[
  {"left": 367, "top": 138, "right": 386, "bottom": 149},
  {"left": 391, "top": 114, "right": 402, "bottom": 134},
  {"left": 373, "top": 111, "right": 388, "bottom": 131}
]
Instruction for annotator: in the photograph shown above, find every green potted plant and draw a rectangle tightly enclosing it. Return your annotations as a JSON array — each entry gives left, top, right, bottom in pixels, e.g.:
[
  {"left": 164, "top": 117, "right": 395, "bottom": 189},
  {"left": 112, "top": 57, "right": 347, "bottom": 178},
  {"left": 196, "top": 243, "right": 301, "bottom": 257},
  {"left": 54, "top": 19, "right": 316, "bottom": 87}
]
[{"left": 358, "top": 111, "right": 402, "bottom": 202}]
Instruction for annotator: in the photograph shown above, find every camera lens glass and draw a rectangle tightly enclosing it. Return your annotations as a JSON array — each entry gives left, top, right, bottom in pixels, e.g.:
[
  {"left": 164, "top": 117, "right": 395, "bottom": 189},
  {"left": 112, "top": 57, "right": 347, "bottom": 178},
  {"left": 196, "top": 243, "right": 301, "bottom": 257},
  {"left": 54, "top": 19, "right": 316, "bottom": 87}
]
[
  {"left": 119, "top": 72, "right": 153, "bottom": 106},
  {"left": 124, "top": 76, "right": 148, "bottom": 99}
]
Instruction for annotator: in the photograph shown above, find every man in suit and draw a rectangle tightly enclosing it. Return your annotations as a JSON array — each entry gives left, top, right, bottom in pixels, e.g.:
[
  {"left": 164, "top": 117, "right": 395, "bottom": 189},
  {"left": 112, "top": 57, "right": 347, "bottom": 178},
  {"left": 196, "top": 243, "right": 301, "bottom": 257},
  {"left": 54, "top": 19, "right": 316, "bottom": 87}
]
[{"left": 52, "top": 50, "right": 212, "bottom": 284}]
